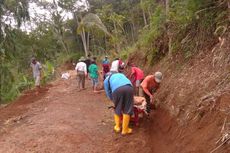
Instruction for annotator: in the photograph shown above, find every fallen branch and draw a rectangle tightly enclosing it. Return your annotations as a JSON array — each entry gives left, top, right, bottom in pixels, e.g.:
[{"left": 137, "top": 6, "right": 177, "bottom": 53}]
[
  {"left": 210, "top": 136, "right": 230, "bottom": 153},
  {"left": 221, "top": 117, "right": 227, "bottom": 133}
]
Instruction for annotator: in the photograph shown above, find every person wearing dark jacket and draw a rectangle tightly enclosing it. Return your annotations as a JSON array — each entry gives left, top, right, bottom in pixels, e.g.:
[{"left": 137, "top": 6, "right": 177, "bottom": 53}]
[{"left": 84, "top": 55, "right": 92, "bottom": 75}]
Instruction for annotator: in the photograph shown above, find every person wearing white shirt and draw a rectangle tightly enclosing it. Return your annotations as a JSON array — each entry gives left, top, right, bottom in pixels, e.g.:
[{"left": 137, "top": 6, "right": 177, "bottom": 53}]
[
  {"left": 75, "top": 57, "right": 87, "bottom": 90},
  {"left": 30, "top": 57, "right": 42, "bottom": 88},
  {"left": 110, "top": 58, "right": 120, "bottom": 72}
]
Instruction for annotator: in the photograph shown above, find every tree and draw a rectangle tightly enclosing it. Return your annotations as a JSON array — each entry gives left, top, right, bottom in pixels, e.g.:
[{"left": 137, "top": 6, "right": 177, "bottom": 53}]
[{"left": 77, "top": 13, "right": 111, "bottom": 56}]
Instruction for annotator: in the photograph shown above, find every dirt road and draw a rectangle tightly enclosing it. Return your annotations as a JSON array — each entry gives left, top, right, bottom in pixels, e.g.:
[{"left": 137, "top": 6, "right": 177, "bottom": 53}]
[
  {"left": 0, "top": 76, "right": 154, "bottom": 153},
  {"left": 2, "top": 74, "right": 228, "bottom": 153}
]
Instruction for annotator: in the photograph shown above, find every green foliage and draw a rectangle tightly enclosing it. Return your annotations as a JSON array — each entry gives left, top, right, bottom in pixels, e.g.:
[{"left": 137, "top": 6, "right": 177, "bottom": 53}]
[
  {"left": 169, "top": 0, "right": 201, "bottom": 28},
  {"left": 171, "top": 0, "right": 229, "bottom": 56},
  {"left": 41, "top": 61, "right": 55, "bottom": 85},
  {"left": 78, "top": 13, "right": 111, "bottom": 36},
  {"left": 136, "top": 5, "right": 166, "bottom": 65},
  {"left": 0, "top": 63, "right": 33, "bottom": 102},
  {"left": 139, "top": 6, "right": 166, "bottom": 47},
  {"left": 136, "top": 0, "right": 229, "bottom": 64},
  {"left": 16, "top": 75, "right": 33, "bottom": 92},
  {"left": 119, "top": 46, "right": 136, "bottom": 60},
  {"left": 1, "top": 0, "right": 229, "bottom": 103},
  {"left": 55, "top": 52, "right": 82, "bottom": 65},
  {"left": 0, "top": 64, "right": 16, "bottom": 102}
]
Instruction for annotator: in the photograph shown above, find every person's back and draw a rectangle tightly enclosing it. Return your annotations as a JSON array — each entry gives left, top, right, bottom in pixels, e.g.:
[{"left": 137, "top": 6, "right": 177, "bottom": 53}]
[
  {"left": 102, "top": 57, "right": 110, "bottom": 75},
  {"left": 140, "top": 72, "right": 162, "bottom": 113},
  {"left": 85, "top": 59, "right": 91, "bottom": 68},
  {"left": 75, "top": 61, "right": 87, "bottom": 73},
  {"left": 103, "top": 64, "right": 110, "bottom": 73},
  {"left": 75, "top": 57, "right": 87, "bottom": 90},
  {"left": 104, "top": 73, "right": 132, "bottom": 99},
  {"left": 110, "top": 60, "right": 119, "bottom": 72},
  {"left": 88, "top": 63, "right": 98, "bottom": 79},
  {"left": 141, "top": 75, "right": 159, "bottom": 92},
  {"left": 132, "top": 66, "right": 144, "bottom": 81},
  {"left": 88, "top": 62, "right": 99, "bottom": 92},
  {"left": 131, "top": 66, "right": 144, "bottom": 96},
  {"left": 104, "top": 72, "right": 134, "bottom": 135}
]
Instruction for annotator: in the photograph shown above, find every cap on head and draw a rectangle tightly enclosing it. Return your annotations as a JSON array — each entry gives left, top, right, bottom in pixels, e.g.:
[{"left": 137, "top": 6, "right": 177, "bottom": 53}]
[
  {"left": 31, "top": 57, "right": 36, "bottom": 63},
  {"left": 79, "top": 56, "right": 85, "bottom": 62},
  {"left": 154, "top": 72, "right": 163, "bottom": 83}
]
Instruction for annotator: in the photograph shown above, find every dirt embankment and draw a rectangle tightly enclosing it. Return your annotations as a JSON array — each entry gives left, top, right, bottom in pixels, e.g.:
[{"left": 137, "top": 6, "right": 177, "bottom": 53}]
[{"left": 129, "top": 35, "right": 230, "bottom": 152}]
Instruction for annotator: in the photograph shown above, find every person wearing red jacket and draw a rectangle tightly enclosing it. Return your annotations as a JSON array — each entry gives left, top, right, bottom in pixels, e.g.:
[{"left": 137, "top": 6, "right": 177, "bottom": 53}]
[
  {"left": 102, "top": 56, "right": 110, "bottom": 80},
  {"left": 130, "top": 64, "right": 144, "bottom": 96}
]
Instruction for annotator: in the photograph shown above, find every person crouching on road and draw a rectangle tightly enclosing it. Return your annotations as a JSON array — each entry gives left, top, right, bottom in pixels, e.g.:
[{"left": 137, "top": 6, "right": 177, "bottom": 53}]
[
  {"left": 30, "top": 57, "right": 42, "bottom": 88},
  {"left": 140, "top": 72, "right": 162, "bottom": 114},
  {"left": 104, "top": 73, "right": 134, "bottom": 135},
  {"left": 75, "top": 57, "right": 87, "bottom": 90},
  {"left": 88, "top": 61, "right": 99, "bottom": 92}
]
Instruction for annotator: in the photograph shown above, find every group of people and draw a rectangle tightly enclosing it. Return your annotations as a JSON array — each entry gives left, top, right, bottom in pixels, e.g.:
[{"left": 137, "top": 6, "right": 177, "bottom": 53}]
[
  {"left": 75, "top": 56, "right": 100, "bottom": 92},
  {"left": 30, "top": 56, "right": 162, "bottom": 136},
  {"left": 75, "top": 55, "right": 163, "bottom": 135}
]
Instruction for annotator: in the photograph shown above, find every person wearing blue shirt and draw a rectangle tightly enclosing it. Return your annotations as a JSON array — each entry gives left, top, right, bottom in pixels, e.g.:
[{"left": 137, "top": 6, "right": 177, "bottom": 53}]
[
  {"left": 102, "top": 56, "right": 110, "bottom": 64},
  {"left": 104, "top": 72, "right": 134, "bottom": 135}
]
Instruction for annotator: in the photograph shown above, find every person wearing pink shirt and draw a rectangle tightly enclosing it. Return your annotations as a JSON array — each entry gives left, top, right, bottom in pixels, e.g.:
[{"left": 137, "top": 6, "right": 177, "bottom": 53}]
[{"left": 130, "top": 64, "right": 144, "bottom": 96}]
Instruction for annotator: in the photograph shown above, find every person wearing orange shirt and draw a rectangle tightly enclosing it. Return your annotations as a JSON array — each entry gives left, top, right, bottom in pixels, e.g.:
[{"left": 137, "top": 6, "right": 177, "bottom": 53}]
[{"left": 140, "top": 72, "right": 163, "bottom": 113}]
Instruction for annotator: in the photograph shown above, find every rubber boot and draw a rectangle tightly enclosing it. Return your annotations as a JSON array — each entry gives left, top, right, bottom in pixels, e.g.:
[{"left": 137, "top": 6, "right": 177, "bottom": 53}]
[
  {"left": 121, "top": 114, "right": 132, "bottom": 135},
  {"left": 114, "top": 114, "right": 121, "bottom": 133}
]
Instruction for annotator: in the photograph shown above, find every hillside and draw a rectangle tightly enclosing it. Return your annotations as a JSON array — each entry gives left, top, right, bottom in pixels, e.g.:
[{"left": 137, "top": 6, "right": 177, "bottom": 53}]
[{"left": 128, "top": 33, "right": 230, "bottom": 152}]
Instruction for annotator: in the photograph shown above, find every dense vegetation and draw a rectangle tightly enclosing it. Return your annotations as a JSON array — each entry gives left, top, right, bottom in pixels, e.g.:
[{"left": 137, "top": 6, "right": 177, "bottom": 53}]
[{"left": 0, "top": 0, "right": 229, "bottom": 103}]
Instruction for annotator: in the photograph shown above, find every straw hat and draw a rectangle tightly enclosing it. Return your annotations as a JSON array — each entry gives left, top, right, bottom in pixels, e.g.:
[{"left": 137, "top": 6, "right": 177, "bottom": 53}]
[{"left": 79, "top": 56, "right": 85, "bottom": 62}]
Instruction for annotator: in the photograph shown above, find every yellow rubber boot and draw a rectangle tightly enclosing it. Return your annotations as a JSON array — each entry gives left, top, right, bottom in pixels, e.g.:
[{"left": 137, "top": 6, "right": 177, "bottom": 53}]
[
  {"left": 121, "top": 114, "right": 132, "bottom": 135},
  {"left": 114, "top": 114, "right": 121, "bottom": 133}
]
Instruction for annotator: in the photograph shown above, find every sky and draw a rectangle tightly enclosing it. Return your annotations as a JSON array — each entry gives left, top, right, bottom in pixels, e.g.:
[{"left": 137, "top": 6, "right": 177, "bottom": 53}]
[{"left": 4, "top": 0, "right": 87, "bottom": 32}]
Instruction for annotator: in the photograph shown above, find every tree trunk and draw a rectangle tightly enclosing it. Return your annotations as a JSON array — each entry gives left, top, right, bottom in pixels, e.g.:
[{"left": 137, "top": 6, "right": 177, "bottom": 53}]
[
  {"left": 73, "top": 13, "right": 83, "bottom": 52},
  {"left": 142, "top": 10, "right": 147, "bottom": 26},
  {"left": 104, "top": 34, "right": 107, "bottom": 51},
  {"left": 141, "top": 0, "right": 147, "bottom": 26},
  {"left": 76, "top": 14, "right": 88, "bottom": 56},
  {"left": 166, "top": 0, "right": 169, "bottom": 15},
  {"left": 147, "top": 8, "right": 151, "bottom": 25},
  {"left": 166, "top": 0, "right": 172, "bottom": 57},
  {"left": 53, "top": 28, "right": 69, "bottom": 53},
  {"left": 113, "top": 21, "right": 119, "bottom": 52},
  {"left": 81, "top": 27, "right": 88, "bottom": 57},
  {"left": 141, "top": 9, "right": 147, "bottom": 27},
  {"left": 87, "top": 31, "right": 90, "bottom": 52},
  {"left": 228, "top": 2, "right": 230, "bottom": 21},
  {"left": 131, "top": 22, "right": 135, "bottom": 43},
  {"left": 61, "top": 39, "right": 69, "bottom": 53}
]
